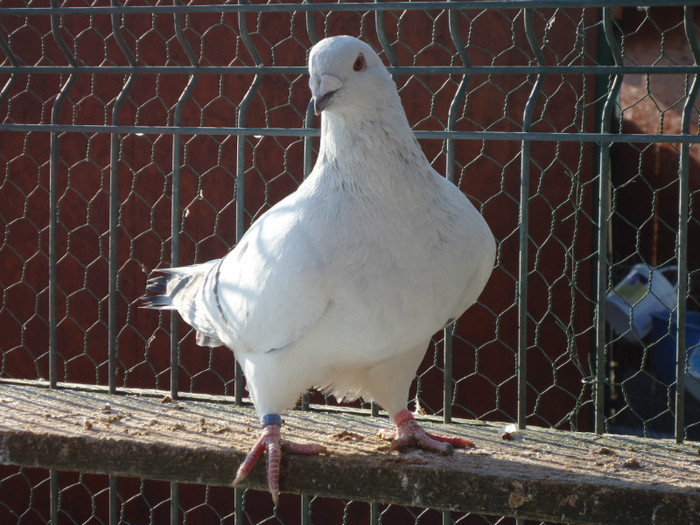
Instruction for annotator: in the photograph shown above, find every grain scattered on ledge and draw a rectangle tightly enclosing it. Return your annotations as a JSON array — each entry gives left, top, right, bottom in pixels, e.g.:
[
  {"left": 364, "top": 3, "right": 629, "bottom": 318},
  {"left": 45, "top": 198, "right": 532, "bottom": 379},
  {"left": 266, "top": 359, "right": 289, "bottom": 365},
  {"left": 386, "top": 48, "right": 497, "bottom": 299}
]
[{"left": 1, "top": 383, "right": 699, "bottom": 524}]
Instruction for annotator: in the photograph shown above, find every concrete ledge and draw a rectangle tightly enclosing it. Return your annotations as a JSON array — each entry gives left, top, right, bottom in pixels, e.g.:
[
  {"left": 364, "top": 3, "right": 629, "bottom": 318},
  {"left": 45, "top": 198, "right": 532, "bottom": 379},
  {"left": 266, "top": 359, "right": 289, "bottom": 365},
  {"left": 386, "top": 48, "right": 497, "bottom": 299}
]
[{"left": 1, "top": 382, "right": 699, "bottom": 524}]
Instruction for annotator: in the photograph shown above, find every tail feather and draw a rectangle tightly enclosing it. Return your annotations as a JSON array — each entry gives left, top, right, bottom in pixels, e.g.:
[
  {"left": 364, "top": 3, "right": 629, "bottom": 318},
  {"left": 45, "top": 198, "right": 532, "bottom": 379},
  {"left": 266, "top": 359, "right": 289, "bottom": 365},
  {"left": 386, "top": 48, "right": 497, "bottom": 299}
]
[
  {"left": 142, "top": 262, "right": 225, "bottom": 347},
  {"left": 142, "top": 274, "right": 174, "bottom": 308},
  {"left": 141, "top": 294, "right": 176, "bottom": 309}
]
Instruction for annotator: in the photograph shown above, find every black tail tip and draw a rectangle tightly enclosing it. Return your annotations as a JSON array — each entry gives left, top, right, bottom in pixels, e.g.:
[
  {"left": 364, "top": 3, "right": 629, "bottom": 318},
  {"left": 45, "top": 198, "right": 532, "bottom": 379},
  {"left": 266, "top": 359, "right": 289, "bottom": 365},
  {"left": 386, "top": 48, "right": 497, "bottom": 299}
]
[
  {"left": 140, "top": 295, "right": 172, "bottom": 309},
  {"left": 142, "top": 272, "right": 173, "bottom": 309},
  {"left": 146, "top": 274, "right": 169, "bottom": 295}
]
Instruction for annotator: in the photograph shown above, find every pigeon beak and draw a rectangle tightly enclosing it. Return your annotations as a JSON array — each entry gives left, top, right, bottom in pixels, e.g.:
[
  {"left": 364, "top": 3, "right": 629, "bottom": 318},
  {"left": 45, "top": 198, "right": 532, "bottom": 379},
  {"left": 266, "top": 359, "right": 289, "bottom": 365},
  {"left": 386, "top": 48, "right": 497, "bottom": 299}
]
[
  {"left": 310, "top": 74, "right": 343, "bottom": 115},
  {"left": 313, "top": 91, "right": 337, "bottom": 116}
]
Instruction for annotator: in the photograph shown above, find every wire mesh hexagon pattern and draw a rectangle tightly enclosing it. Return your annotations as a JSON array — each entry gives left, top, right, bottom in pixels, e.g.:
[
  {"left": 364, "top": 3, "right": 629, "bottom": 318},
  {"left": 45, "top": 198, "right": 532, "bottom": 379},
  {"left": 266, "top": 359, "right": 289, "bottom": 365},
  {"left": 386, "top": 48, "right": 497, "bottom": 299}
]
[{"left": 1, "top": 1, "right": 699, "bottom": 524}]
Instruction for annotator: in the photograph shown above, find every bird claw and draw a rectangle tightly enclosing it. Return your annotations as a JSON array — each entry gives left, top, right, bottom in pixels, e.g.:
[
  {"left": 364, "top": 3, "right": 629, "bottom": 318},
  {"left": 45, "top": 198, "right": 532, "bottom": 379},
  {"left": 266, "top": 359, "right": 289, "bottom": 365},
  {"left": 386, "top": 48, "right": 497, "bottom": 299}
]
[
  {"left": 232, "top": 423, "right": 328, "bottom": 505},
  {"left": 378, "top": 409, "right": 475, "bottom": 455}
]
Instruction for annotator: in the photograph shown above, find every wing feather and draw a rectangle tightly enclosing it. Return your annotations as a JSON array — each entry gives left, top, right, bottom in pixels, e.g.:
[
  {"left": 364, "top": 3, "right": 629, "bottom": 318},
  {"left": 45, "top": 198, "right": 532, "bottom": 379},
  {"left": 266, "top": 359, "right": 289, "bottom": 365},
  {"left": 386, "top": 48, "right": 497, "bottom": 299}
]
[{"left": 205, "top": 196, "right": 330, "bottom": 354}]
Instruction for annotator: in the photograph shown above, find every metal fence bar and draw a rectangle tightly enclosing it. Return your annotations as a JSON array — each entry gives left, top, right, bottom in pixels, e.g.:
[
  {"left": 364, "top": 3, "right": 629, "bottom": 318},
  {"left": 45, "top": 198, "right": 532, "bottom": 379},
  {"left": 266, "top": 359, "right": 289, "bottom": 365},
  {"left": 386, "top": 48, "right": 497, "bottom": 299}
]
[
  {"left": 169, "top": 481, "right": 179, "bottom": 525},
  {"left": 168, "top": 3, "right": 201, "bottom": 520},
  {"left": 48, "top": 0, "right": 77, "bottom": 391},
  {"left": 299, "top": 0, "right": 320, "bottom": 415},
  {"left": 372, "top": 0, "right": 399, "bottom": 420},
  {"left": 300, "top": 493, "right": 311, "bottom": 525},
  {"left": 109, "top": 3, "right": 137, "bottom": 521},
  {"left": 170, "top": 0, "right": 201, "bottom": 404},
  {"left": 232, "top": 5, "right": 265, "bottom": 517},
  {"left": 443, "top": 0, "right": 472, "bottom": 424},
  {"left": 305, "top": 0, "right": 320, "bottom": 46},
  {"left": 676, "top": 5, "right": 700, "bottom": 443},
  {"left": 303, "top": 2, "right": 319, "bottom": 174},
  {"left": 374, "top": 2, "right": 399, "bottom": 72},
  {"left": 109, "top": 0, "right": 137, "bottom": 395},
  {"left": 4, "top": 64, "right": 700, "bottom": 75},
  {"left": 234, "top": 2, "right": 263, "bottom": 409},
  {"left": 5, "top": 64, "right": 700, "bottom": 76},
  {"left": 369, "top": 501, "right": 379, "bottom": 525},
  {"left": 108, "top": 476, "right": 118, "bottom": 525},
  {"left": 234, "top": 487, "right": 244, "bottom": 524},
  {"left": 2, "top": 0, "right": 692, "bottom": 16},
  {"left": 5, "top": 123, "right": 699, "bottom": 143},
  {"left": 518, "top": 8, "right": 546, "bottom": 429},
  {"left": 595, "top": 5, "right": 623, "bottom": 434},
  {"left": 50, "top": 469, "right": 58, "bottom": 525}
]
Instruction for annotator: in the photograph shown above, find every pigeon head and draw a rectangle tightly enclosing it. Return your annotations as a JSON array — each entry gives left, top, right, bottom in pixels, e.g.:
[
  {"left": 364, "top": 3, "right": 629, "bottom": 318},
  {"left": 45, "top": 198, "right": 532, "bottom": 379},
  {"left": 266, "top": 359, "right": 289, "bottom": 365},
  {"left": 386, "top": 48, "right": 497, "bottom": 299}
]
[{"left": 308, "top": 36, "right": 395, "bottom": 117}]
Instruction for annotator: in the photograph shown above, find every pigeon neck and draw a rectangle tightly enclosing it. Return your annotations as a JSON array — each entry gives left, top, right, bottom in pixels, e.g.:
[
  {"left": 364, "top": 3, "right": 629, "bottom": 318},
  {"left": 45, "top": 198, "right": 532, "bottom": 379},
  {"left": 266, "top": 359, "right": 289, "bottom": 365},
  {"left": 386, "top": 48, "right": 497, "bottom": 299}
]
[{"left": 318, "top": 107, "right": 427, "bottom": 176}]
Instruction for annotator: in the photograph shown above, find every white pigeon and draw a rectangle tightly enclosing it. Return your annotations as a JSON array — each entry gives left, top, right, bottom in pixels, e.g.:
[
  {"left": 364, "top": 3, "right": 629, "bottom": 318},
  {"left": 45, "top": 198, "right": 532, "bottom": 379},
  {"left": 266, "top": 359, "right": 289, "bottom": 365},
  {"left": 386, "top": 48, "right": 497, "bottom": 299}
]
[{"left": 145, "top": 35, "right": 495, "bottom": 504}]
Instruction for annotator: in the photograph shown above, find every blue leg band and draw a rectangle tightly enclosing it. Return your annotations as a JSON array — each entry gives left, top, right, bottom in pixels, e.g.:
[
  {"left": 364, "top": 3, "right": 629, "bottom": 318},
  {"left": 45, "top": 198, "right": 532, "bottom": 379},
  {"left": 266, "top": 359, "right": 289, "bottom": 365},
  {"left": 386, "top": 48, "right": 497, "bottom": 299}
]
[{"left": 261, "top": 413, "right": 282, "bottom": 428}]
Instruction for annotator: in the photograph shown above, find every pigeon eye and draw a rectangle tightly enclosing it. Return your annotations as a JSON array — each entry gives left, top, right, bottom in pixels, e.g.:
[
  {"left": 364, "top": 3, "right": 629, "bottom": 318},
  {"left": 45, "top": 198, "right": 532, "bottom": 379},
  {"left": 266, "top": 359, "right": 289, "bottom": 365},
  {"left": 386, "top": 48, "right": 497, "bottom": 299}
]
[{"left": 353, "top": 54, "right": 365, "bottom": 71}]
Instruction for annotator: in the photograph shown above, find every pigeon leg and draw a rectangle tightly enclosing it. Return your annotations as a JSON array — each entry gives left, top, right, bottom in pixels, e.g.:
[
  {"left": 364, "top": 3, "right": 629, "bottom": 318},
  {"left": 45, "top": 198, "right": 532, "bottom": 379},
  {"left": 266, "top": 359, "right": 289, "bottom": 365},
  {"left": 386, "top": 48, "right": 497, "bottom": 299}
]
[
  {"left": 232, "top": 416, "right": 328, "bottom": 505},
  {"left": 378, "top": 409, "right": 475, "bottom": 455}
]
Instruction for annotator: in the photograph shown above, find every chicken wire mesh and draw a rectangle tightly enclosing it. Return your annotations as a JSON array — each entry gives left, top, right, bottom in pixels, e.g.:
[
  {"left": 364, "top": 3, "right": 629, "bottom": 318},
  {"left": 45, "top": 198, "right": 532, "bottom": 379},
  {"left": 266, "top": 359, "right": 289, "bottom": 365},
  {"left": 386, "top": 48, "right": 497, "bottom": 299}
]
[{"left": 0, "top": 1, "right": 698, "bottom": 524}]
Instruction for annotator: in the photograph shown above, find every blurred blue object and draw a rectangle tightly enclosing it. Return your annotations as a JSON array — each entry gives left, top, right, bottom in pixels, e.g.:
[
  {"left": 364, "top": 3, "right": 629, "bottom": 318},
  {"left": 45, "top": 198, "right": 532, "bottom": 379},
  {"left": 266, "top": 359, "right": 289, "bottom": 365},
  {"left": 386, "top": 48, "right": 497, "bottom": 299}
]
[{"left": 651, "top": 311, "right": 700, "bottom": 400}]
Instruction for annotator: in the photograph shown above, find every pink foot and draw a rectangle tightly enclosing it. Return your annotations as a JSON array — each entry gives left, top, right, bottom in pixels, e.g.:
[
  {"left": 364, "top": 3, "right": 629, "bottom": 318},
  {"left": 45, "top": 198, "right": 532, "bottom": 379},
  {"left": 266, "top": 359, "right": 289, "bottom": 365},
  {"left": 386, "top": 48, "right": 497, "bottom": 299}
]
[
  {"left": 232, "top": 422, "right": 328, "bottom": 504},
  {"left": 378, "top": 410, "right": 475, "bottom": 454}
]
